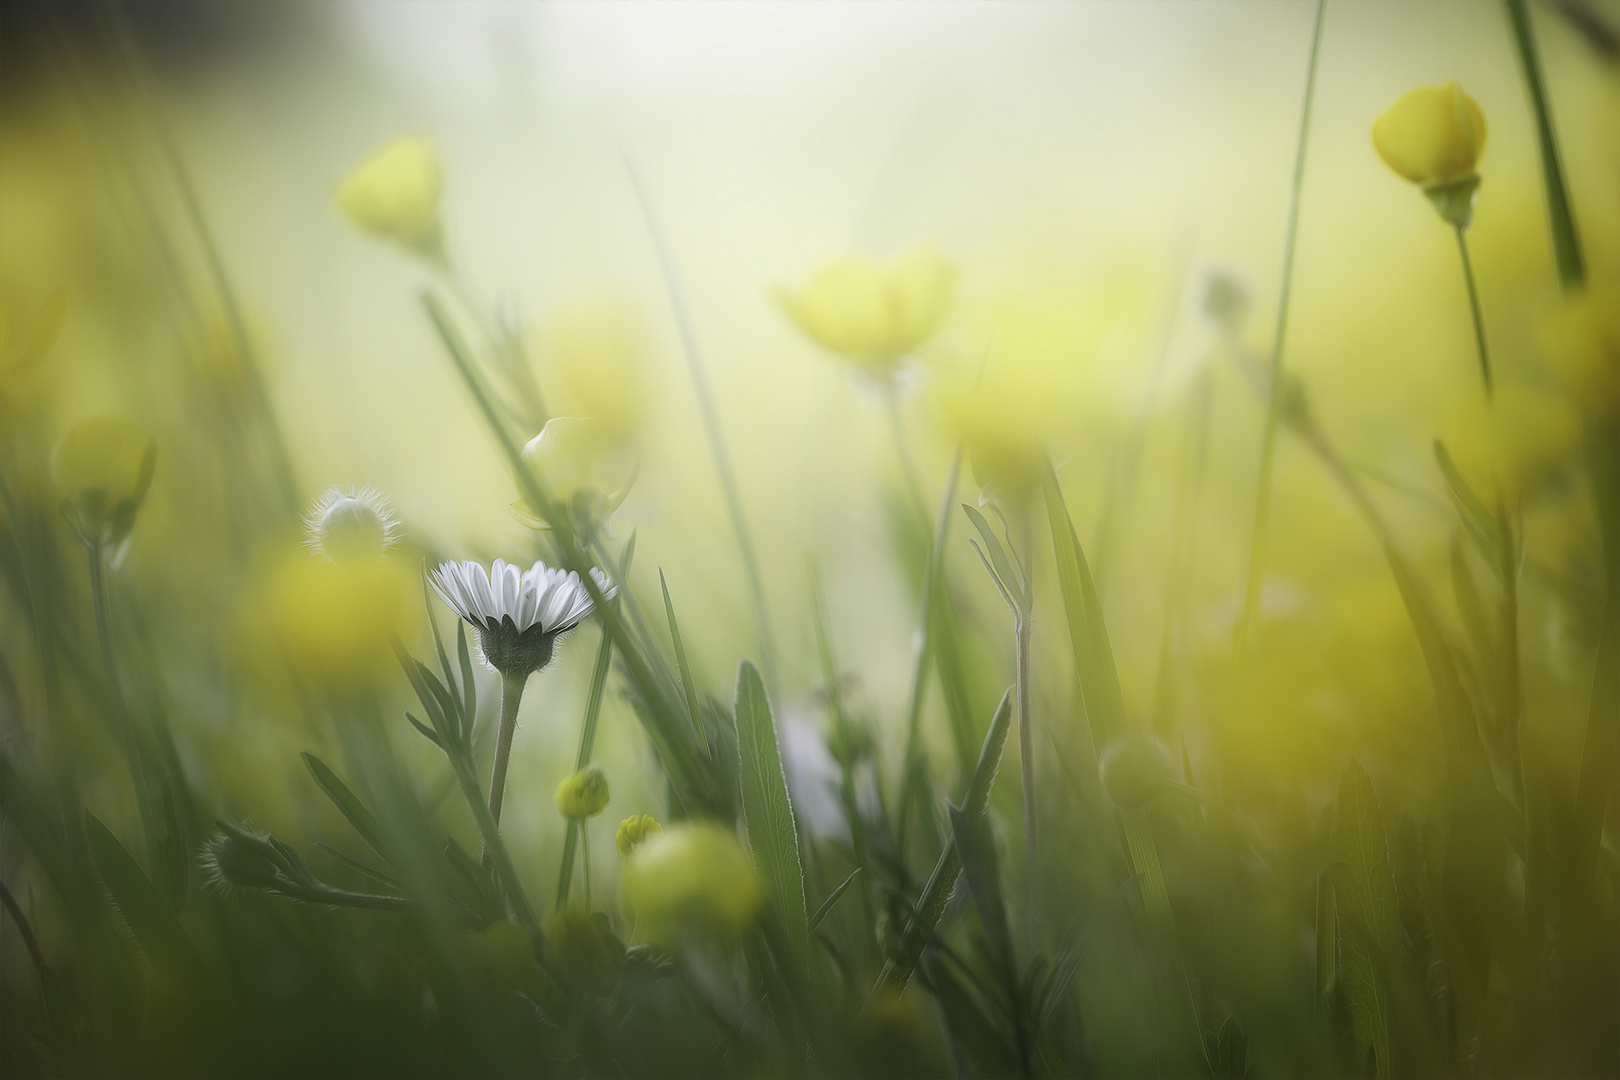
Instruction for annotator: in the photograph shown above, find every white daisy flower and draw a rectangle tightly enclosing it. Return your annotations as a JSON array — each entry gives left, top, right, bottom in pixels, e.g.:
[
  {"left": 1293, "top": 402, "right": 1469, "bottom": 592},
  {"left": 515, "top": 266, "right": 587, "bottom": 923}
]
[
  {"left": 431, "top": 558, "right": 614, "bottom": 676},
  {"left": 304, "top": 486, "right": 402, "bottom": 567}
]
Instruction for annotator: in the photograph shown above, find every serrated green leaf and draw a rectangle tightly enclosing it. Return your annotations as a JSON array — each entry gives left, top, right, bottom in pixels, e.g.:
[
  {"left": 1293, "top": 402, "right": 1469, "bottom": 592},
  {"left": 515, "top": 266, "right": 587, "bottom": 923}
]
[
  {"left": 85, "top": 813, "right": 210, "bottom": 988},
  {"left": 734, "top": 659, "right": 808, "bottom": 971},
  {"left": 948, "top": 803, "right": 1015, "bottom": 983}
]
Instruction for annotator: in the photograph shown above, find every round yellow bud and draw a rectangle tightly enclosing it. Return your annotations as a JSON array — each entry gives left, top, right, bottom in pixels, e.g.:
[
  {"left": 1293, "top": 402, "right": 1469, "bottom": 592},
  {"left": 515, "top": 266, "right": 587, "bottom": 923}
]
[
  {"left": 334, "top": 137, "right": 443, "bottom": 252},
  {"left": 1099, "top": 731, "right": 1172, "bottom": 810},
  {"left": 52, "top": 415, "right": 156, "bottom": 547},
  {"left": 615, "top": 814, "right": 663, "bottom": 860},
  {"left": 555, "top": 765, "right": 611, "bottom": 820},
  {"left": 1372, "top": 81, "right": 1487, "bottom": 227},
  {"left": 1372, "top": 81, "right": 1487, "bottom": 187},
  {"left": 777, "top": 249, "right": 955, "bottom": 376},
  {"left": 619, "top": 821, "right": 763, "bottom": 948}
]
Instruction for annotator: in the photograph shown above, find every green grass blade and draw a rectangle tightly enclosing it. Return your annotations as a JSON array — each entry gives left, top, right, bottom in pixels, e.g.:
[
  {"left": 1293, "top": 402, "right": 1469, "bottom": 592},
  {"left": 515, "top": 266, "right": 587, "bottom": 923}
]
[
  {"left": 301, "top": 753, "right": 396, "bottom": 868},
  {"left": 807, "top": 867, "right": 862, "bottom": 935},
  {"left": 660, "top": 569, "right": 708, "bottom": 755},
  {"left": 872, "top": 688, "right": 1013, "bottom": 999},
  {"left": 1040, "top": 456, "right": 1127, "bottom": 750},
  {"left": 0, "top": 758, "right": 70, "bottom": 902},
  {"left": 1503, "top": 0, "right": 1584, "bottom": 290},
  {"left": 734, "top": 659, "right": 809, "bottom": 970}
]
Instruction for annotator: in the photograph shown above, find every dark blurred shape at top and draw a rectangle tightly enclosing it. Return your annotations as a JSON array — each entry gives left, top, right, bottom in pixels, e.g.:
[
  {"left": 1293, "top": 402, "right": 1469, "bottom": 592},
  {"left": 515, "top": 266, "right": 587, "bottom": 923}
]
[{"left": 1, "top": 1, "right": 317, "bottom": 93}]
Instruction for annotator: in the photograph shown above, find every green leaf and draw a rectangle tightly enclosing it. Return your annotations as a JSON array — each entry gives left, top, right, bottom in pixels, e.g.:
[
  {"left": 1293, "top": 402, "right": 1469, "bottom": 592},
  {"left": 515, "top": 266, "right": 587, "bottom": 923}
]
[
  {"left": 734, "top": 659, "right": 809, "bottom": 970},
  {"left": 0, "top": 757, "right": 69, "bottom": 902},
  {"left": 962, "top": 503, "right": 1020, "bottom": 599},
  {"left": 1041, "top": 456, "right": 1128, "bottom": 749},
  {"left": 807, "top": 867, "right": 861, "bottom": 935},
  {"left": 301, "top": 753, "right": 396, "bottom": 868},
  {"left": 1434, "top": 440, "right": 1499, "bottom": 556},
  {"left": 85, "top": 813, "right": 211, "bottom": 989},
  {"left": 873, "top": 689, "right": 1013, "bottom": 998},
  {"left": 947, "top": 803, "right": 1015, "bottom": 982},
  {"left": 1332, "top": 761, "right": 1399, "bottom": 1078},
  {"left": 661, "top": 569, "right": 708, "bottom": 755}
]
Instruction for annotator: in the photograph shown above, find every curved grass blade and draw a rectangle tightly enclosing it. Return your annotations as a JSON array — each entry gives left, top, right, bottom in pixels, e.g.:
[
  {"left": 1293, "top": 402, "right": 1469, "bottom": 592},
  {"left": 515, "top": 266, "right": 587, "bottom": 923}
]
[
  {"left": 301, "top": 753, "right": 396, "bottom": 868},
  {"left": 735, "top": 659, "right": 809, "bottom": 970}
]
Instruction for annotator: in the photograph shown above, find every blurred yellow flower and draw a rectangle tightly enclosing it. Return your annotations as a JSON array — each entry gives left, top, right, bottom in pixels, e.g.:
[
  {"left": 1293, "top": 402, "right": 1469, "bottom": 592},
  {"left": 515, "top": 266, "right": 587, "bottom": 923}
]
[
  {"left": 556, "top": 764, "right": 611, "bottom": 819},
  {"left": 458, "top": 919, "right": 534, "bottom": 998},
  {"left": 1098, "top": 731, "right": 1172, "bottom": 809},
  {"left": 615, "top": 813, "right": 662, "bottom": 859},
  {"left": 247, "top": 550, "right": 416, "bottom": 694},
  {"left": 777, "top": 249, "right": 955, "bottom": 376},
  {"left": 541, "top": 297, "right": 649, "bottom": 442},
  {"left": 619, "top": 821, "right": 762, "bottom": 948},
  {"left": 334, "top": 136, "right": 443, "bottom": 254},
  {"left": 544, "top": 907, "right": 622, "bottom": 992},
  {"left": 517, "top": 416, "right": 637, "bottom": 539},
  {"left": 1539, "top": 283, "right": 1620, "bottom": 419},
  {"left": 1372, "top": 81, "right": 1487, "bottom": 227},
  {"left": 53, "top": 414, "right": 156, "bottom": 549}
]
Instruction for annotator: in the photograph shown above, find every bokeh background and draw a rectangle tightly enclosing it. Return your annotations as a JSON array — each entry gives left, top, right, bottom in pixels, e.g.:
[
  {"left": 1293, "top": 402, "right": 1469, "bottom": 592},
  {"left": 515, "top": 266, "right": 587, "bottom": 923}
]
[{"left": 1, "top": 2, "right": 1616, "bottom": 1075}]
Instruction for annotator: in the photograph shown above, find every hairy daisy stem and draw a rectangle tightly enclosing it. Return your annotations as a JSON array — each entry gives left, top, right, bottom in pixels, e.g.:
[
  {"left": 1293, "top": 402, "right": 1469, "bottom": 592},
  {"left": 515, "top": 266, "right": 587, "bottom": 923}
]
[
  {"left": 1236, "top": 0, "right": 1325, "bottom": 659},
  {"left": 1454, "top": 226, "right": 1494, "bottom": 400},
  {"left": 483, "top": 670, "right": 528, "bottom": 863}
]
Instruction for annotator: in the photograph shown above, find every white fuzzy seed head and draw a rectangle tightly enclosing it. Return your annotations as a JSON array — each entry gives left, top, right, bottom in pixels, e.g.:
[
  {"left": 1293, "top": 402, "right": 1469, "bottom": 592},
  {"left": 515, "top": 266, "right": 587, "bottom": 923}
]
[{"left": 305, "top": 486, "right": 401, "bottom": 567}]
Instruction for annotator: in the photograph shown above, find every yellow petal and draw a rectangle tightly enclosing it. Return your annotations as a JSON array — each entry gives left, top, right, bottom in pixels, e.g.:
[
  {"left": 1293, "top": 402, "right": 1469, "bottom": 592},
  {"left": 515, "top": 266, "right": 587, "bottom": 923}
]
[
  {"left": 1371, "top": 81, "right": 1486, "bottom": 186},
  {"left": 778, "top": 256, "right": 893, "bottom": 367},
  {"left": 53, "top": 415, "right": 156, "bottom": 510},
  {"left": 334, "top": 137, "right": 442, "bottom": 246},
  {"left": 886, "top": 249, "right": 956, "bottom": 357}
]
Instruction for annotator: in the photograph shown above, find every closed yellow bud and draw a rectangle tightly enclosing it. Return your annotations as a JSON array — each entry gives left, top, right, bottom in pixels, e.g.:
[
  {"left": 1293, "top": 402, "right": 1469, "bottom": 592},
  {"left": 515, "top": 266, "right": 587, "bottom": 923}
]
[
  {"left": 556, "top": 765, "right": 611, "bottom": 820},
  {"left": 335, "top": 137, "right": 443, "bottom": 253},
  {"left": 53, "top": 415, "right": 156, "bottom": 548},
  {"left": 615, "top": 814, "right": 663, "bottom": 859},
  {"left": 619, "top": 821, "right": 763, "bottom": 948},
  {"left": 777, "top": 249, "right": 955, "bottom": 376},
  {"left": 1372, "top": 81, "right": 1488, "bottom": 227}
]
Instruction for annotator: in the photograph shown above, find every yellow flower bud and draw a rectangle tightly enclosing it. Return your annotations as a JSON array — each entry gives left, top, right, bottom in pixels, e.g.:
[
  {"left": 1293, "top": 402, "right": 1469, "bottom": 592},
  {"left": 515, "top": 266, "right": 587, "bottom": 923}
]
[
  {"left": 334, "top": 137, "right": 443, "bottom": 254},
  {"left": 1099, "top": 731, "right": 1172, "bottom": 809},
  {"left": 1371, "top": 81, "right": 1488, "bottom": 227},
  {"left": 615, "top": 814, "right": 663, "bottom": 859},
  {"left": 52, "top": 415, "right": 156, "bottom": 548},
  {"left": 555, "top": 764, "right": 611, "bottom": 820},
  {"left": 777, "top": 249, "right": 955, "bottom": 376},
  {"left": 516, "top": 416, "right": 637, "bottom": 539},
  {"left": 619, "top": 821, "right": 763, "bottom": 948}
]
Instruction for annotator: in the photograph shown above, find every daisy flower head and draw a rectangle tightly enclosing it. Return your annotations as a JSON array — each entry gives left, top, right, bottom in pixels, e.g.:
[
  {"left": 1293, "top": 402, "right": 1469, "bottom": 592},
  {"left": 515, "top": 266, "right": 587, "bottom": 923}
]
[
  {"left": 304, "top": 486, "right": 402, "bottom": 567},
  {"left": 431, "top": 558, "right": 614, "bottom": 677}
]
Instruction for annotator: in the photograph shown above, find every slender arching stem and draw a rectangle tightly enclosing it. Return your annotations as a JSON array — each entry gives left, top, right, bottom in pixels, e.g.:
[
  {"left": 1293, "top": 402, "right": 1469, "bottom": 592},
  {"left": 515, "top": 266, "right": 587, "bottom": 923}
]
[
  {"left": 1454, "top": 225, "right": 1494, "bottom": 399},
  {"left": 1236, "top": 0, "right": 1327, "bottom": 658},
  {"left": 1013, "top": 505, "right": 1037, "bottom": 954},
  {"left": 884, "top": 382, "right": 931, "bottom": 532}
]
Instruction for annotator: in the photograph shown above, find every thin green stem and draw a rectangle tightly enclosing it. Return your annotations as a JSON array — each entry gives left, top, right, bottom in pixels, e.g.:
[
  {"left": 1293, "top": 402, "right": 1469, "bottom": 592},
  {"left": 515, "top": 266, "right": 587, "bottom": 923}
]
[
  {"left": 581, "top": 826, "right": 592, "bottom": 908},
  {"left": 624, "top": 161, "right": 779, "bottom": 693},
  {"left": 1013, "top": 513, "right": 1037, "bottom": 956},
  {"left": 1454, "top": 226, "right": 1494, "bottom": 399},
  {"left": 482, "top": 670, "right": 527, "bottom": 870},
  {"left": 557, "top": 623, "right": 614, "bottom": 907},
  {"left": 884, "top": 386, "right": 931, "bottom": 532},
  {"left": 1236, "top": 0, "right": 1326, "bottom": 658},
  {"left": 87, "top": 542, "right": 156, "bottom": 854}
]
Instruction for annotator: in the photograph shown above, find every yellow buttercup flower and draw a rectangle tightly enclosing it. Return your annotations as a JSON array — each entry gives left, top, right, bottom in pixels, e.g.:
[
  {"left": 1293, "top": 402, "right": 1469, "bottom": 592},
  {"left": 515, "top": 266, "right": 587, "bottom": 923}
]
[
  {"left": 541, "top": 297, "right": 649, "bottom": 442},
  {"left": 1371, "top": 81, "right": 1488, "bottom": 228},
  {"left": 53, "top": 415, "right": 156, "bottom": 549},
  {"left": 615, "top": 814, "right": 663, "bottom": 859},
  {"left": 555, "top": 765, "right": 611, "bottom": 820},
  {"left": 335, "top": 137, "right": 443, "bottom": 255},
  {"left": 516, "top": 416, "right": 637, "bottom": 540},
  {"left": 618, "top": 821, "right": 763, "bottom": 948},
  {"left": 777, "top": 249, "right": 955, "bottom": 376}
]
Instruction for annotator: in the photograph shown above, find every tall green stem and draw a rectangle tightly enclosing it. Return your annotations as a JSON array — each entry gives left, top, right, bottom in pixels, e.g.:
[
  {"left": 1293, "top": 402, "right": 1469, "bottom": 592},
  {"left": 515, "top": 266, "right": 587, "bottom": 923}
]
[
  {"left": 1013, "top": 514, "right": 1037, "bottom": 954},
  {"left": 625, "top": 162, "right": 779, "bottom": 693},
  {"left": 1503, "top": 0, "right": 1584, "bottom": 290},
  {"left": 1236, "top": 0, "right": 1326, "bottom": 657},
  {"left": 87, "top": 542, "right": 155, "bottom": 852},
  {"left": 884, "top": 386, "right": 931, "bottom": 531},
  {"left": 1454, "top": 227, "right": 1494, "bottom": 399}
]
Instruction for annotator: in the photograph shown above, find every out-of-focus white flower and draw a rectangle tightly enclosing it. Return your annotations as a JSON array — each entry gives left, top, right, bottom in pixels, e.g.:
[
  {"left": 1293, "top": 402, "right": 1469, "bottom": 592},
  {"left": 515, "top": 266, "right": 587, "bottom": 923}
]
[
  {"left": 431, "top": 558, "right": 613, "bottom": 676},
  {"left": 303, "top": 486, "right": 401, "bottom": 567}
]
